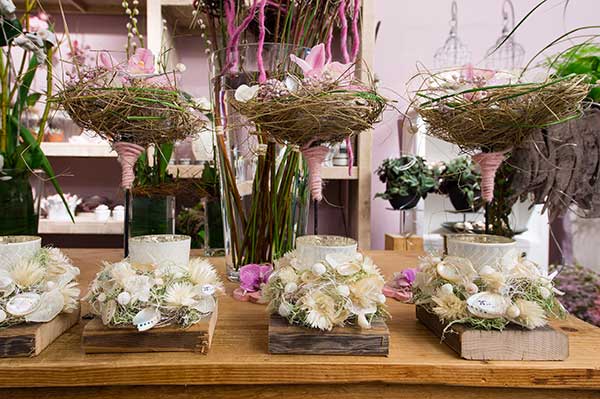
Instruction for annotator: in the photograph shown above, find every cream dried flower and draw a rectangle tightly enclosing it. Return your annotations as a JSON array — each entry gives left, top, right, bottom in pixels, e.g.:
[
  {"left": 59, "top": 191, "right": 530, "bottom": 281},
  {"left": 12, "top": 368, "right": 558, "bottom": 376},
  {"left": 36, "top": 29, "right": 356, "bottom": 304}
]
[
  {"left": 59, "top": 281, "right": 80, "bottom": 313},
  {"left": 187, "top": 258, "right": 223, "bottom": 292},
  {"left": 110, "top": 261, "right": 136, "bottom": 285},
  {"left": 350, "top": 275, "right": 385, "bottom": 311},
  {"left": 431, "top": 290, "right": 467, "bottom": 322},
  {"left": 513, "top": 299, "right": 547, "bottom": 329},
  {"left": 165, "top": 282, "right": 197, "bottom": 307},
  {"left": 479, "top": 266, "right": 506, "bottom": 293},
  {"left": 301, "top": 290, "right": 338, "bottom": 331},
  {"left": 43, "top": 247, "right": 78, "bottom": 281},
  {"left": 9, "top": 259, "right": 45, "bottom": 288},
  {"left": 277, "top": 266, "right": 299, "bottom": 285}
]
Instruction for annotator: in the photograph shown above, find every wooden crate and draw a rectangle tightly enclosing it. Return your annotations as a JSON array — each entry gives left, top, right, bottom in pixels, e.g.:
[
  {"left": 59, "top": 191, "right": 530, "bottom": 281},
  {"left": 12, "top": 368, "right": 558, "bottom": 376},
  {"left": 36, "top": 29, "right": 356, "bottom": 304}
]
[
  {"left": 268, "top": 315, "right": 389, "bottom": 356},
  {"left": 384, "top": 234, "right": 424, "bottom": 253},
  {"left": 0, "top": 308, "right": 80, "bottom": 357},
  {"left": 416, "top": 305, "right": 569, "bottom": 361},
  {"left": 82, "top": 305, "right": 218, "bottom": 354}
]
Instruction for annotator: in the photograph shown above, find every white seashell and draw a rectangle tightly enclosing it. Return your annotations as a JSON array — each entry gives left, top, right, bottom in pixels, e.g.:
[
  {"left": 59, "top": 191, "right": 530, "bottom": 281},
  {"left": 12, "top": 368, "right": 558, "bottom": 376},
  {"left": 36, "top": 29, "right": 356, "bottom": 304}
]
[
  {"left": 101, "top": 300, "right": 116, "bottom": 325},
  {"left": 284, "top": 282, "right": 298, "bottom": 294},
  {"left": 357, "top": 313, "right": 371, "bottom": 329},
  {"left": 466, "top": 292, "right": 509, "bottom": 319},
  {"left": 132, "top": 307, "right": 161, "bottom": 331},
  {"left": 0, "top": 308, "right": 5, "bottom": 323},
  {"left": 479, "top": 265, "right": 496, "bottom": 277},
  {"left": 311, "top": 262, "right": 326, "bottom": 275},
  {"left": 193, "top": 296, "right": 215, "bottom": 314},
  {"left": 0, "top": 276, "right": 15, "bottom": 297},
  {"left": 234, "top": 84, "right": 259, "bottom": 102},
  {"left": 506, "top": 304, "right": 521, "bottom": 318},
  {"left": 117, "top": 291, "right": 132, "bottom": 306},
  {"left": 440, "top": 283, "right": 454, "bottom": 296},
  {"left": 25, "top": 289, "right": 64, "bottom": 323},
  {"left": 335, "top": 262, "right": 361, "bottom": 276},
  {"left": 436, "top": 257, "right": 476, "bottom": 283},
  {"left": 465, "top": 282, "right": 479, "bottom": 295},
  {"left": 539, "top": 286, "right": 551, "bottom": 299},
  {"left": 6, "top": 292, "right": 41, "bottom": 316},
  {"left": 199, "top": 284, "right": 216, "bottom": 296},
  {"left": 336, "top": 285, "right": 350, "bottom": 297}
]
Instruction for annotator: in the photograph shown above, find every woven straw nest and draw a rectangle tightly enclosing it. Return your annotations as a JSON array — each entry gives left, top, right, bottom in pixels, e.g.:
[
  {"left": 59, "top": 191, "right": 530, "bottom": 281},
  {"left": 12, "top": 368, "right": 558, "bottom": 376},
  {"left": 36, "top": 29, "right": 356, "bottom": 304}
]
[
  {"left": 57, "top": 69, "right": 204, "bottom": 147},
  {"left": 414, "top": 74, "right": 590, "bottom": 152},
  {"left": 230, "top": 84, "right": 386, "bottom": 147}
]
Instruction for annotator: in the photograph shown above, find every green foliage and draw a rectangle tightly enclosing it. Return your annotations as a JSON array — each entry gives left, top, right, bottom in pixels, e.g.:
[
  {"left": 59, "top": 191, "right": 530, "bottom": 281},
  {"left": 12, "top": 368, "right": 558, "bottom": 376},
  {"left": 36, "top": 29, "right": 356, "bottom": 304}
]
[
  {"left": 375, "top": 155, "right": 439, "bottom": 200},
  {"left": 439, "top": 156, "right": 481, "bottom": 205},
  {"left": 0, "top": 19, "right": 22, "bottom": 47},
  {"left": 134, "top": 144, "right": 175, "bottom": 188},
  {"left": 550, "top": 44, "right": 600, "bottom": 102}
]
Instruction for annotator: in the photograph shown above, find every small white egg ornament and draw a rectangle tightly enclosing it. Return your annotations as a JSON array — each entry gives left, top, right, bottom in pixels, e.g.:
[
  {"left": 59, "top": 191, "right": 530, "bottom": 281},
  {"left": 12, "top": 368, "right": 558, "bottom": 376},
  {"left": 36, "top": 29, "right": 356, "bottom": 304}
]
[{"left": 466, "top": 292, "right": 509, "bottom": 319}]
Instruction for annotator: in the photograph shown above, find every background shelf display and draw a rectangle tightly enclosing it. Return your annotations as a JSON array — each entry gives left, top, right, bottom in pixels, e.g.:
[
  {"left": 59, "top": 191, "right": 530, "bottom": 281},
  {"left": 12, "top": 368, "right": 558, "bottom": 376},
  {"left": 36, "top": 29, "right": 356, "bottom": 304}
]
[{"left": 39, "top": 213, "right": 124, "bottom": 235}]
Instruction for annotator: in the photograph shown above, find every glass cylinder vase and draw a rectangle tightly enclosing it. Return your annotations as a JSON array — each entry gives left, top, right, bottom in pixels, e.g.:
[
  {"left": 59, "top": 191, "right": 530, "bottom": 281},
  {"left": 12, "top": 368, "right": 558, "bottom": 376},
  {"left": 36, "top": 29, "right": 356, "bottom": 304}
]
[
  {"left": 210, "top": 43, "right": 310, "bottom": 280},
  {"left": 129, "top": 194, "right": 176, "bottom": 237},
  {"left": 0, "top": 170, "right": 44, "bottom": 235}
]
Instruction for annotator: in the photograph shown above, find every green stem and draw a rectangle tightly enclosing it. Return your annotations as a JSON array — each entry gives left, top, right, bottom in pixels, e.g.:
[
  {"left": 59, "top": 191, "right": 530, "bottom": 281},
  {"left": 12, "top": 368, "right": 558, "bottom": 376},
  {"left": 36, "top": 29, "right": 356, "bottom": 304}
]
[
  {"left": 0, "top": 50, "right": 7, "bottom": 153},
  {"left": 37, "top": 48, "right": 54, "bottom": 145}
]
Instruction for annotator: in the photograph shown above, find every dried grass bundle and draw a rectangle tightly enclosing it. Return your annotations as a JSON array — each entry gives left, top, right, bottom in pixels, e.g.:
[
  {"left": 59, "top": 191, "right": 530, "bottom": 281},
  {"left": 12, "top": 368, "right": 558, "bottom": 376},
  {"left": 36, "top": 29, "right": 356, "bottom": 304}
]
[
  {"left": 57, "top": 69, "right": 204, "bottom": 147},
  {"left": 230, "top": 84, "right": 386, "bottom": 147},
  {"left": 414, "top": 75, "right": 589, "bottom": 152}
]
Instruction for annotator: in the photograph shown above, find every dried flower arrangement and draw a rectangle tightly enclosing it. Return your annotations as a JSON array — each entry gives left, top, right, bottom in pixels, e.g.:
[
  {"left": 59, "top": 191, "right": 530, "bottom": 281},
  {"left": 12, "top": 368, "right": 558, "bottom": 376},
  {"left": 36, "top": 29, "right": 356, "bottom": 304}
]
[
  {"left": 0, "top": 248, "right": 80, "bottom": 328},
  {"left": 412, "top": 66, "right": 589, "bottom": 202},
  {"left": 84, "top": 257, "right": 223, "bottom": 331},
  {"left": 264, "top": 251, "right": 388, "bottom": 331},
  {"left": 413, "top": 254, "right": 565, "bottom": 331}
]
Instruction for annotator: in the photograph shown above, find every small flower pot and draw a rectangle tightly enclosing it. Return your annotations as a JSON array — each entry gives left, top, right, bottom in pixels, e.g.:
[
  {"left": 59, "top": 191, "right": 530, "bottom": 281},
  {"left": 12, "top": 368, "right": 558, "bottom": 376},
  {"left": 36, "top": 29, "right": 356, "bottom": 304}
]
[
  {"left": 446, "top": 234, "right": 518, "bottom": 272},
  {"left": 448, "top": 184, "right": 482, "bottom": 213},
  {"left": 388, "top": 193, "right": 420, "bottom": 211},
  {"left": 128, "top": 234, "right": 191, "bottom": 269}
]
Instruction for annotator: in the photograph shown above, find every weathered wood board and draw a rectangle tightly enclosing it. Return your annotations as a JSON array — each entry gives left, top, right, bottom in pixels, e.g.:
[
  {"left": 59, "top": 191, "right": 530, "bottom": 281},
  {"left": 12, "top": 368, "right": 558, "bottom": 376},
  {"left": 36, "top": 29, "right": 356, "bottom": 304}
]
[
  {"left": 82, "top": 305, "right": 218, "bottom": 354},
  {"left": 268, "top": 315, "right": 389, "bottom": 356},
  {"left": 0, "top": 308, "right": 80, "bottom": 357},
  {"left": 416, "top": 305, "right": 569, "bottom": 361}
]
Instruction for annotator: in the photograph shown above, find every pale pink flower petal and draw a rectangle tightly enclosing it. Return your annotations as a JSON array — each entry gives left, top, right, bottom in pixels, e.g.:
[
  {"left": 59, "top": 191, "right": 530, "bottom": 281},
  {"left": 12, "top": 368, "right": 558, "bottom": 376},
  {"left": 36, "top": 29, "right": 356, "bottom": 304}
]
[{"left": 127, "top": 48, "right": 155, "bottom": 75}]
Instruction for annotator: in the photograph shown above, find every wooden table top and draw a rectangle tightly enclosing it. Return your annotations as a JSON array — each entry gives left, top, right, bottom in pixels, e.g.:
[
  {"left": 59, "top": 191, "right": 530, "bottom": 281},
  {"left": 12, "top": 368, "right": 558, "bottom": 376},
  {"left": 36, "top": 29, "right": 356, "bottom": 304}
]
[{"left": 0, "top": 248, "right": 599, "bottom": 390}]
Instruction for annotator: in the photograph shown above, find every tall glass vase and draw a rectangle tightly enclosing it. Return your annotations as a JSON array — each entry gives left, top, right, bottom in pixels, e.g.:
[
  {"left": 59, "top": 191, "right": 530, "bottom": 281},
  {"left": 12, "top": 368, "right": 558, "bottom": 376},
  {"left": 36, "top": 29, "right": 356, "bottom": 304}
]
[
  {"left": 210, "top": 43, "right": 310, "bottom": 280},
  {"left": 0, "top": 170, "right": 44, "bottom": 235},
  {"left": 129, "top": 194, "right": 176, "bottom": 237}
]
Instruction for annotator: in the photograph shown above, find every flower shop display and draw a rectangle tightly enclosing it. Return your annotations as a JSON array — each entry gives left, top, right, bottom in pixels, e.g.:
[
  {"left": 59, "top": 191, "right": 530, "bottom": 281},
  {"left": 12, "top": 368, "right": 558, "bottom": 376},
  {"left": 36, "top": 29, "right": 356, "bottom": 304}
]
[
  {"left": 438, "top": 156, "right": 482, "bottom": 212},
  {"left": 0, "top": 3, "right": 72, "bottom": 234},
  {"left": 42, "top": 193, "right": 81, "bottom": 222},
  {"left": 0, "top": 241, "right": 80, "bottom": 357},
  {"left": 375, "top": 156, "right": 439, "bottom": 211},
  {"left": 413, "top": 254, "right": 568, "bottom": 360},
  {"left": 445, "top": 234, "right": 519, "bottom": 272},
  {"left": 264, "top": 235, "right": 389, "bottom": 356},
  {"left": 412, "top": 66, "right": 589, "bottom": 203},
  {"left": 82, "top": 236, "right": 223, "bottom": 354}
]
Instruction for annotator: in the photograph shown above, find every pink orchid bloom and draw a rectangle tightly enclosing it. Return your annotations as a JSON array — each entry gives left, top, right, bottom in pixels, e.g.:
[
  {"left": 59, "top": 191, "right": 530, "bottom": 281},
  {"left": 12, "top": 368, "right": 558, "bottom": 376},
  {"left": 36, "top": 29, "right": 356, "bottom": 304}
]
[
  {"left": 99, "top": 52, "right": 115, "bottom": 70},
  {"left": 29, "top": 13, "right": 49, "bottom": 33},
  {"left": 290, "top": 43, "right": 354, "bottom": 82},
  {"left": 393, "top": 268, "right": 417, "bottom": 288},
  {"left": 239, "top": 264, "right": 273, "bottom": 293},
  {"left": 127, "top": 48, "right": 155, "bottom": 75}
]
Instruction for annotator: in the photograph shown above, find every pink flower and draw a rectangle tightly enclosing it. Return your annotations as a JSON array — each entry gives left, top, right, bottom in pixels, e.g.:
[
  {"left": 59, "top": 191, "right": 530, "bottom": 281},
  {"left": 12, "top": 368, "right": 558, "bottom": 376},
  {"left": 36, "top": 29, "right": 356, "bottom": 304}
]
[
  {"left": 290, "top": 43, "right": 354, "bottom": 82},
  {"left": 29, "top": 13, "right": 49, "bottom": 33},
  {"left": 392, "top": 268, "right": 417, "bottom": 288},
  {"left": 239, "top": 264, "right": 273, "bottom": 293},
  {"left": 127, "top": 48, "right": 155, "bottom": 75},
  {"left": 99, "top": 52, "right": 115, "bottom": 70}
]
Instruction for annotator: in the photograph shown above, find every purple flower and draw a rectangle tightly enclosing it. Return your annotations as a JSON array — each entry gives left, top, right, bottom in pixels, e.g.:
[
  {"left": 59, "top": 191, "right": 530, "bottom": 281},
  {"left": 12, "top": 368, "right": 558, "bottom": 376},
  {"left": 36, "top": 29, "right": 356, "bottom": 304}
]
[
  {"left": 393, "top": 268, "right": 417, "bottom": 288},
  {"left": 239, "top": 264, "right": 273, "bottom": 293}
]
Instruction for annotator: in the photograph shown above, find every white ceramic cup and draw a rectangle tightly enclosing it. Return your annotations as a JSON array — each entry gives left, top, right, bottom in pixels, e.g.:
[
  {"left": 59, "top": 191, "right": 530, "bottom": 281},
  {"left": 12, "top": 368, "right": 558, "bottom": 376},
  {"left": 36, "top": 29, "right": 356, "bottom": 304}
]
[
  {"left": 296, "top": 235, "right": 358, "bottom": 268},
  {"left": 94, "top": 205, "right": 111, "bottom": 222},
  {"left": 112, "top": 205, "right": 125, "bottom": 221},
  {"left": 128, "top": 235, "right": 191, "bottom": 269},
  {"left": 446, "top": 234, "right": 518, "bottom": 271},
  {"left": 0, "top": 236, "right": 42, "bottom": 269}
]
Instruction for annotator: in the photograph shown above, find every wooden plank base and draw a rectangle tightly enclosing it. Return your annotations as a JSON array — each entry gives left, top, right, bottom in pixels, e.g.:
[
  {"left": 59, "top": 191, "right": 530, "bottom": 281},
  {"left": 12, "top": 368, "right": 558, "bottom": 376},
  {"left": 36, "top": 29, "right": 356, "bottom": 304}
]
[
  {"left": 268, "top": 315, "right": 389, "bottom": 356},
  {"left": 82, "top": 305, "right": 218, "bottom": 354},
  {"left": 0, "top": 308, "right": 80, "bottom": 357},
  {"left": 416, "top": 305, "right": 569, "bottom": 361}
]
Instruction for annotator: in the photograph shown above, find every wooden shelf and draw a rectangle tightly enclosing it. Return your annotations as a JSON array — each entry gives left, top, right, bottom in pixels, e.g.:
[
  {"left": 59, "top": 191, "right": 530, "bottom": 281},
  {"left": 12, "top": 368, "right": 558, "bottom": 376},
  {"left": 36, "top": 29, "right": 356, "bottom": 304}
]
[
  {"left": 15, "top": 0, "right": 129, "bottom": 14},
  {"left": 41, "top": 142, "right": 116, "bottom": 158},
  {"left": 322, "top": 166, "right": 359, "bottom": 180},
  {"left": 39, "top": 213, "right": 123, "bottom": 235}
]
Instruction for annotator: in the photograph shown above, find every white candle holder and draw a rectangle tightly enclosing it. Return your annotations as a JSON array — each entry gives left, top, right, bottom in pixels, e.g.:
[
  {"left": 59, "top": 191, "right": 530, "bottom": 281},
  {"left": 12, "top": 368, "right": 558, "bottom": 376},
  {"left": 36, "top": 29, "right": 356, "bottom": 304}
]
[
  {"left": 0, "top": 236, "right": 42, "bottom": 269},
  {"left": 128, "top": 234, "right": 191, "bottom": 270},
  {"left": 446, "top": 234, "right": 518, "bottom": 271},
  {"left": 296, "top": 235, "right": 357, "bottom": 268}
]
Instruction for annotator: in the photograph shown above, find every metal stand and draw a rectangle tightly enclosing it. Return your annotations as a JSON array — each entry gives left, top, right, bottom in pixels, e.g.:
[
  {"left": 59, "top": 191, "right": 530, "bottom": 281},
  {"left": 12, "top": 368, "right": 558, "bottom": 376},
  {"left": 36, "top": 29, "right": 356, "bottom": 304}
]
[
  {"left": 313, "top": 199, "right": 319, "bottom": 235},
  {"left": 485, "top": 202, "right": 491, "bottom": 235},
  {"left": 124, "top": 189, "right": 131, "bottom": 257}
]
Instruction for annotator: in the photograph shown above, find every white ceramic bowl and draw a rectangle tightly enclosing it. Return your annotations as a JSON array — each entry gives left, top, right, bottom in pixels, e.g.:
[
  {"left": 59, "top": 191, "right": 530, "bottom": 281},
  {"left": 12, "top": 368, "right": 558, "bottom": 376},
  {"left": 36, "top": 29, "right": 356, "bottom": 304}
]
[
  {"left": 94, "top": 208, "right": 111, "bottom": 222},
  {"left": 129, "top": 234, "right": 191, "bottom": 269},
  {"left": 446, "top": 234, "right": 518, "bottom": 271},
  {"left": 296, "top": 235, "right": 357, "bottom": 268},
  {"left": 0, "top": 236, "right": 42, "bottom": 269}
]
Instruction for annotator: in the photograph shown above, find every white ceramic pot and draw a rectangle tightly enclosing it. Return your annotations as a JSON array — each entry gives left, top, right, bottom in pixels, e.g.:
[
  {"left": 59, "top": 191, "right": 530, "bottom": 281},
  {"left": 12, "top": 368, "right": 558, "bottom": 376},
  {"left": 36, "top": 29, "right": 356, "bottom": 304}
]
[
  {"left": 446, "top": 234, "right": 518, "bottom": 271},
  {"left": 296, "top": 235, "right": 357, "bottom": 268},
  {"left": 94, "top": 205, "right": 111, "bottom": 222},
  {"left": 129, "top": 234, "right": 191, "bottom": 269},
  {"left": 112, "top": 205, "right": 125, "bottom": 221},
  {"left": 0, "top": 236, "right": 42, "bottom": 269}
]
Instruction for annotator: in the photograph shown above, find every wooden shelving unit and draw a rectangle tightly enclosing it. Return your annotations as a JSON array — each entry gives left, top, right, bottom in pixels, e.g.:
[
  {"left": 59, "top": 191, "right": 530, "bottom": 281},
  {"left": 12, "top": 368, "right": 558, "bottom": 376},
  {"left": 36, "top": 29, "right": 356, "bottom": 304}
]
[
  {"left": 41, "top": 142, "right": 116, "bottom": 158},
  {"left": 39, "top": 213, "right": 123, "bottom": 235}
]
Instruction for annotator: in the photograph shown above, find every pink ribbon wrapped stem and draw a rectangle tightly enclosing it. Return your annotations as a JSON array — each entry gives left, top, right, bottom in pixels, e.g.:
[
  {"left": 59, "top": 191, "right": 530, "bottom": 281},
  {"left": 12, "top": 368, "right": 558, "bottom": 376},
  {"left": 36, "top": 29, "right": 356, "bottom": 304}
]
[
  {"left": 302, "top": 145, "right": 330, "bottom": 202},
  {"left": 472, "top": 151, "right": 506, "bottom": 203},
  {"left": 113, "top": 142, "right": 145, "bottom": 190}
]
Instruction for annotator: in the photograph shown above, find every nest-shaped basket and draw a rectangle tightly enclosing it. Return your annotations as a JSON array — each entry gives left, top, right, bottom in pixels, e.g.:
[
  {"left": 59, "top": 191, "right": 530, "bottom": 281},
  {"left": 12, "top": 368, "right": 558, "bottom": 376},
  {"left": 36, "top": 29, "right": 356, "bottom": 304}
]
[
  {"left": 230, "top": 85, "right": 386, "bottom": 147},
  {"left": 414, "top": 75, "right": 590, "bottom": 152},
  {"left": 57, "top": 70, "right": 204, "bottom": 147}
]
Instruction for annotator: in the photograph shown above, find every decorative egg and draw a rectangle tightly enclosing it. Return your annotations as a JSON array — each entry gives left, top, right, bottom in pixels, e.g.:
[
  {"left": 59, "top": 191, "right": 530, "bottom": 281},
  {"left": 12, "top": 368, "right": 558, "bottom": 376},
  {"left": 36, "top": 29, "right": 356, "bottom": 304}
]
[
  {"left": 0, "top": 308, "right": 6, "bottom": 323},
  {"left": 311, "top": 262, "right": 326, "bottom": 276},
  {"left": 336, "top": 285, "right": 350, "bottom": 297},
  {"left": 6, "top": 292, "right": 41, "bottom": 316},
  {"left": 466, "top": 292, "right": 509, "bottom": 319},
  {"left": 506, "top": 304, "right": 521, "bottom": 318},
  {"left": 132, "top": 307, "right": 161, "bottom": 331},
  {"left": 25, "top": 289, "right": 64, "bottom": 323},
  {"left": 284, "top": 282, "right": 298, "bottom": 294}
]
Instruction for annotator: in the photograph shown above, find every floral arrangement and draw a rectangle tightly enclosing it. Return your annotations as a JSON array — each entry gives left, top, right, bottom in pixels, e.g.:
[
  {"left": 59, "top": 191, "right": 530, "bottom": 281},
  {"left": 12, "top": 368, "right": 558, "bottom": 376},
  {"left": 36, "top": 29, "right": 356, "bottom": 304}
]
[
  {"left": 84, "top": 257, "right": 223, "bottom": 330},
  {"left": 0, "top": 248, "right": 80, "bottom": 328},
  {"left": 264, "top": 251, "right": 388, "bottom": 331},
  {"left": 413, "top": 254, "right": 565, "bottom": 330},
  {"left": 551, "top": 263, "right": 600, "bottom": 327}
]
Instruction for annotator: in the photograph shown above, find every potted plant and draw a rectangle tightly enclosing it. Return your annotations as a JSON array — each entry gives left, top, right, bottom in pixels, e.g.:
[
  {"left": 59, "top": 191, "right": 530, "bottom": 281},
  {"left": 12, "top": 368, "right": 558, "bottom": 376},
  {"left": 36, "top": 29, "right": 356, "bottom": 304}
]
[
  {"left": 0, "top": 4, "right": 71, "bottom": 234},
  {"left": 439, "top": 156, "right": 482, "bottom": 212},
  {"left": 375, "top": 156, "right": 438, "bottom": 210}
]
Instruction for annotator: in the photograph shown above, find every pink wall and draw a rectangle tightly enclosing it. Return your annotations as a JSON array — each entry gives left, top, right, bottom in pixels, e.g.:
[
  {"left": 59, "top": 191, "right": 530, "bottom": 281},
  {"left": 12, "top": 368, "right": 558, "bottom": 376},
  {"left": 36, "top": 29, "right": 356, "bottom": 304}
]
[{"left": 370, "top": 0, "right": 600, "bottom": 249}]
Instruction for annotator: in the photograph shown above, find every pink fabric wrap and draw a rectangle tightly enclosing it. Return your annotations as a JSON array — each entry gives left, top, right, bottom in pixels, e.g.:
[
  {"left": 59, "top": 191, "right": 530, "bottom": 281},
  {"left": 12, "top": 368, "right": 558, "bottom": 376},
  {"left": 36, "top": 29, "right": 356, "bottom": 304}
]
[
  {"left": 114, "top": 142, "right": 144, "bottom": 189},
  {"left": 302, "top": 145, "right": 330, "bottom": 202},
  {"left": 472, "top": 151, "right": 506, "bottom": 202}
]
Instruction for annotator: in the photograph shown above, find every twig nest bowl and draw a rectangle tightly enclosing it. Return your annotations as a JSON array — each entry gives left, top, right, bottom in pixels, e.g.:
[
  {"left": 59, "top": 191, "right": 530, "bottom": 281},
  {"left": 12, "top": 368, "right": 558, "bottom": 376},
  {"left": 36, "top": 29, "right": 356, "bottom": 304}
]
[
  {"left": 129, "top": 235, "right": 191, "bottom": 270},
  {"left": 446, "top": 234, "right": 518, "bottom": 272},
  {"left": 0, "top": 236, "right": 41, "bottom": 269}
]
